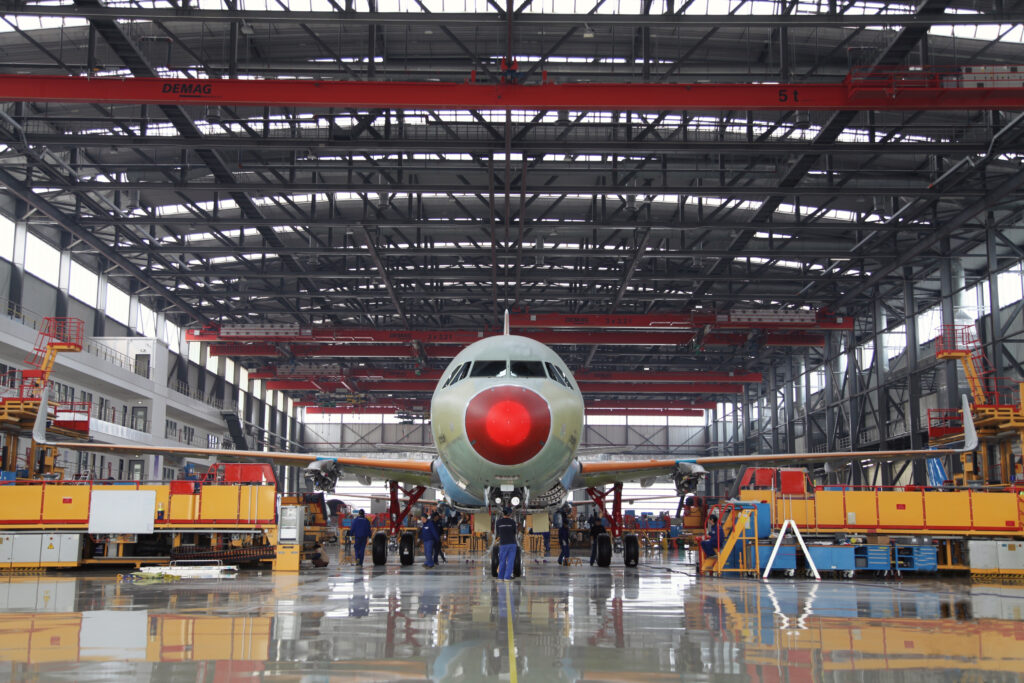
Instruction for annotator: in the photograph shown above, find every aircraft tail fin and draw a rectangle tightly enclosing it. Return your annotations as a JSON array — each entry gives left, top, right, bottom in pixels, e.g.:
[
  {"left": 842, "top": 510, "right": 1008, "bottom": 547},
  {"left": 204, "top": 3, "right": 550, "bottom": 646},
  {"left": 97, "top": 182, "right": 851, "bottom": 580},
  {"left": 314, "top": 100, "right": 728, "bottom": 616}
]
[
  {"left": 503, "top": 309, "right": 510, "bottom": 335},
  {"left": 961, "top": 394, "right": 978, "bottom": 453},
  {"left": 32, "top": 386, "right": 51, "bottom": 445}
]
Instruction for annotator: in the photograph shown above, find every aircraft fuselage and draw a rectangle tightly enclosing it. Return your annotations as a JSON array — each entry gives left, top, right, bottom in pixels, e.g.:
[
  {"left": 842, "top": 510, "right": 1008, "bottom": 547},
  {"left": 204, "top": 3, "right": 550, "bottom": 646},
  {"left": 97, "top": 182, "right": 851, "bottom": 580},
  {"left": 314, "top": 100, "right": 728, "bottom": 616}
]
[{"left": 430, "top": 334, "right": 584, "bottom": 510}]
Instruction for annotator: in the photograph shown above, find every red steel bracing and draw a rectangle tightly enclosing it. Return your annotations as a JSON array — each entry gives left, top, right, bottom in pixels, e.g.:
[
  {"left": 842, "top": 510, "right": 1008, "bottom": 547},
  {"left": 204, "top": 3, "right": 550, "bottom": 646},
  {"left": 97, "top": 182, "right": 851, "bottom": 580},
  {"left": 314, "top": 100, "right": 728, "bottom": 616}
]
[
  {"left": 388, "top": 481, "right": 426, "bottom": 537},
  {"left": 1, "top": 73, "right": 1021, "bottom": 111},
  {"left": 586, "top": 483, "right": 624, "bottom": 538}
]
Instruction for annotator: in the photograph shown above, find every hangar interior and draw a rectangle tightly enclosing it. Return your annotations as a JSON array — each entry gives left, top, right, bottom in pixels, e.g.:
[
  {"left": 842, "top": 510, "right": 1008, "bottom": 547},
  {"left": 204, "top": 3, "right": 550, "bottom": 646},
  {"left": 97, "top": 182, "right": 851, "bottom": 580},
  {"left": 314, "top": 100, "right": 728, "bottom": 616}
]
[
  {"left": 1, "top": 0, "right": 1023, "bottom": 491},
  {"left": 0, "top": 0, "right": 1023, "bottom": 680}
]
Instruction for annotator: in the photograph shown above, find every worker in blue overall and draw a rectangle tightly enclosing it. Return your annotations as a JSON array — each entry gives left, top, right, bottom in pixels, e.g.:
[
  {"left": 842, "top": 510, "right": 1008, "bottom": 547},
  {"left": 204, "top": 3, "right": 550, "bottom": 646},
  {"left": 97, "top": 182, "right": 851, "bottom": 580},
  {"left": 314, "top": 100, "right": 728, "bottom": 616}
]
[
  {"left": 495, "top": 507, "right": 519, "bottom": 580},
  {"left": 350, "top": 509, "right": 371, "bottom": 567},
  {"left": 700, "top": 513, "right": 725, "bottom": 559},
  {"left": 589, "top": 515, "right": 606, "bottom": 566},
  {"left": 420, "top": 512, "right": 440, "bottom": 568},
  {"left": 558, "top": 520, "right": 571, "bottom": 565}
]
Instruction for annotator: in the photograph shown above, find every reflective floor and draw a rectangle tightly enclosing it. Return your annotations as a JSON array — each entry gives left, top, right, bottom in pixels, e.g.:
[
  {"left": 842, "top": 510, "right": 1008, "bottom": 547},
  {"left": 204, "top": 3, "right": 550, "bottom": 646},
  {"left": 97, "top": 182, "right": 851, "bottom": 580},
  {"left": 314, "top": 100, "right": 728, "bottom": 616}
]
[{"left": 1, "top": 548, "right": 1024, "bottom": 681}]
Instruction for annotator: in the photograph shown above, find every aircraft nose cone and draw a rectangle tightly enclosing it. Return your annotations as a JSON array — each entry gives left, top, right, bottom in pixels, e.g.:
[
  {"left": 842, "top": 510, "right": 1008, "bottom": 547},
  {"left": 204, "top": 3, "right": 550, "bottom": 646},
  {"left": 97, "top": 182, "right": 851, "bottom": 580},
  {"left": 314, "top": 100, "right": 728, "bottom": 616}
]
[{"left": 465, "top": 386, "right": 551, "bottom": 466}]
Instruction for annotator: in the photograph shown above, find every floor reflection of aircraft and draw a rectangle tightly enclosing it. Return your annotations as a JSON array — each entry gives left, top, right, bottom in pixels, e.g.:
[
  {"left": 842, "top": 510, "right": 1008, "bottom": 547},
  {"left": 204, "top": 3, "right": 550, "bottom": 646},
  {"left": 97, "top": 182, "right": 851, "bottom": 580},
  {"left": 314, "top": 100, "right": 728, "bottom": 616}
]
[{"left": 34, "top": 312, "right": 977, "bottom": 568}]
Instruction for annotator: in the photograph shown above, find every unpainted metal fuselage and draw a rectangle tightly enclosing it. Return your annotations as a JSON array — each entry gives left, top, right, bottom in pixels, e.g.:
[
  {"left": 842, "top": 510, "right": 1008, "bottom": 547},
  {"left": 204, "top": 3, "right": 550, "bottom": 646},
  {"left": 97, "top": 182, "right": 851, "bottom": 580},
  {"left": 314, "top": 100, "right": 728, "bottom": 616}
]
[{"left": 429, "top": 334, "right": 584, "bottom": 510}]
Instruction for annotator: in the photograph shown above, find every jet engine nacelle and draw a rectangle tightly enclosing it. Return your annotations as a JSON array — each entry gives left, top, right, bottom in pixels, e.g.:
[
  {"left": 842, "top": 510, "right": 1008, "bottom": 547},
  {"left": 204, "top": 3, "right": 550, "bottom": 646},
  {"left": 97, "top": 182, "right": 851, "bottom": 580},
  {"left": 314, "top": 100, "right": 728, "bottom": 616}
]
[
  {"left": 673, "top": 461, "right": 708, "bottom": 494},
  {"left": 304, "top": 459, "right": 341, "bottom": 492}
]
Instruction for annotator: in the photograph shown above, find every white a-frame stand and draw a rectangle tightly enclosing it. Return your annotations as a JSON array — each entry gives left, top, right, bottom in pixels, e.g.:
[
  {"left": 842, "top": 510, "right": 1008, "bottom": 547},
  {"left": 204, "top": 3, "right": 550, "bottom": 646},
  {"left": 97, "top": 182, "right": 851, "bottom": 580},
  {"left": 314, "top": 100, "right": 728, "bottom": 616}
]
[{"left": 762, "top": 519, "right": 820, "bottom": 580}]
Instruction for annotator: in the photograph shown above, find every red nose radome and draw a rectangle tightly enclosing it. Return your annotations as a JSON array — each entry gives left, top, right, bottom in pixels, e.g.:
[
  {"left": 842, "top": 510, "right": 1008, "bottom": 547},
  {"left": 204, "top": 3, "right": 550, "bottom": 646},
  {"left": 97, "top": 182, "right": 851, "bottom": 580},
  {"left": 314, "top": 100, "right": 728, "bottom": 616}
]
[{"left": 465, "top": 386, "right": 551, "bottom": 466}]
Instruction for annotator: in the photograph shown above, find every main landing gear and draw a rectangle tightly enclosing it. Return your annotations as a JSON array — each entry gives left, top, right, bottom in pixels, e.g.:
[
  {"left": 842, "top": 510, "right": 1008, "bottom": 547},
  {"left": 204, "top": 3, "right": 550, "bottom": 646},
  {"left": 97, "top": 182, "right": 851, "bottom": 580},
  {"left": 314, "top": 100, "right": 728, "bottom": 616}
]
[
  {"left": 586, "top": 482, "right": 641, "bottom": 568},
  {"left": 371, "top": 481, "right": 427, "bottom": 566}
]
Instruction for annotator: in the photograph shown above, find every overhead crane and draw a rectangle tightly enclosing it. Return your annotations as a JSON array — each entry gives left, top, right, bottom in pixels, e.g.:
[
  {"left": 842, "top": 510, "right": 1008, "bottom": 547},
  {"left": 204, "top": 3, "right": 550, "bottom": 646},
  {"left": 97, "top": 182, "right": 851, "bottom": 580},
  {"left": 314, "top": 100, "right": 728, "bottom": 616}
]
[
  {"left": 186, "top": 309, "right": 842, "bottom": 362},
  {"left": 0, "top": 66, "right": 1021, "bottom": 111},
  {"left": 186, "top": 311, "right": 840, "bottom": 407}
]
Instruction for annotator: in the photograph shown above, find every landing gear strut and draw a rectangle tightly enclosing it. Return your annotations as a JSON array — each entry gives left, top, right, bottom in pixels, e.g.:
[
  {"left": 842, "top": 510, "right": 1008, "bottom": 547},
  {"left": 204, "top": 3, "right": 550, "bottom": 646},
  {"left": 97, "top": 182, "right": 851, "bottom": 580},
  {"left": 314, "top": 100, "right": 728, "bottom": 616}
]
[
  {"left": 371, "top": 481, "right": 426, "bottom": 566},
  {"left": 586, "top": 482, "right": 640, "bottom": 568}
]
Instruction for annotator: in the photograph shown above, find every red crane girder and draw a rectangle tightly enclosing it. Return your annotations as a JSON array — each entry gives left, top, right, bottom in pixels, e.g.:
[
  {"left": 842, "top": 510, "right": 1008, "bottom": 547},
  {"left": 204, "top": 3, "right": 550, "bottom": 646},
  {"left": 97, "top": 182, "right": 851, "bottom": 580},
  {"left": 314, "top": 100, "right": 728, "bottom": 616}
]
[
  {"left": 1, "top": 74, "right": 1022, "bottom": 111},
  {"left": 257, "top": 366, "right": 760, "bottom": 383},
  {"left": 275, "top": 378, "right": 742, "bottom": 394},
  {"left": 510, "top": 311, "right": 851, "bottom": 331},
  {"left": 195, "top": 328, "right": 696, "bottom": 346},
  {"left": 202, "top": 333, "right": 821, "bottom": 358}
]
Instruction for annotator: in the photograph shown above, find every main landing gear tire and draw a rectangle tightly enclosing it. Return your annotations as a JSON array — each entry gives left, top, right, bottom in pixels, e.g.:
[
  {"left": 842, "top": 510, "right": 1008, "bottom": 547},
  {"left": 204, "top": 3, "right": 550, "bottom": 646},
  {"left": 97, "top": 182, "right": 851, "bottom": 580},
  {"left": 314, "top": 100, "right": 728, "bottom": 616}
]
[
  {"left": 490, "top": 545, "right": 524, "bottom": 577},
  {"left": 371, "top": 532, "right": 388, "bottom": 566},
  {"left": 623, "top": 534, "right": 640, "bottom": 567},
  {"left": 596, "top": 533, "right": 613, "bottom": 567},
  {"left": 399, "top": 531, "right": 416, "bottom": 566}
]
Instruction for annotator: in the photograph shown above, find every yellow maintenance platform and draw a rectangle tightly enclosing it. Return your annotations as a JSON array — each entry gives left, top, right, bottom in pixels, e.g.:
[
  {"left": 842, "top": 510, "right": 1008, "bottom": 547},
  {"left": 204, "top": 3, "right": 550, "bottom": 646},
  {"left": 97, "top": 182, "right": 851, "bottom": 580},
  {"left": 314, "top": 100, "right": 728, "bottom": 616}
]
[{"left": 0, "top": 463, "right": 330, "bottom": 570}]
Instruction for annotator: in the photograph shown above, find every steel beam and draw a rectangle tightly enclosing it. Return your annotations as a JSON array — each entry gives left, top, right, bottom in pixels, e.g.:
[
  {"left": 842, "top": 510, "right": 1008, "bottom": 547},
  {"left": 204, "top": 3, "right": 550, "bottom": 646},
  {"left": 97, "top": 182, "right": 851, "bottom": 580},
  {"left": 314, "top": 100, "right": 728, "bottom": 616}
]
[
  {"left": 511, "top": 310, "right": 851, "bottom": 330},
  {"left": 6, "top": 7, "right": 1023, "bottom": 27},
  {"left": 2, "top": 75, "right": 1022, "bottom": 111},
  {"left": 45, "top": 180, "right": 991, "bottom": 198},
  {"left": 293, "top": 379, "right": 743, "bottom": 394},
  {"left": 254, "top": 366, "right": 760, "bottom": 383}
]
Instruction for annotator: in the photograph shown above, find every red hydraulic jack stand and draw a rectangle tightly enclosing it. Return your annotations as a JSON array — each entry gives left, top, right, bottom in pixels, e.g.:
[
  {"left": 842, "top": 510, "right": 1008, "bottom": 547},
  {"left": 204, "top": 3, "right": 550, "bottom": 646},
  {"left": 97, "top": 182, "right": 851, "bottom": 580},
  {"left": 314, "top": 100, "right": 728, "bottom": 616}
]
[
  {"left": 388, "top": 480, "right": 426, "bottom": 536},
  {"left": 586, "top": 482, "right": 623, "bottom": 538}
]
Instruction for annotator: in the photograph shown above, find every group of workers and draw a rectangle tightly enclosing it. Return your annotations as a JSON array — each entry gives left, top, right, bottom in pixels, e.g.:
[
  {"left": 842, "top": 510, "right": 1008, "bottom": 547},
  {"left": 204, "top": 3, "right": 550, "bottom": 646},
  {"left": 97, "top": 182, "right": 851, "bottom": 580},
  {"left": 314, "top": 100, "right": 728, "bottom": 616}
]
[{"left": 341, "top": 502, "right": 726, "bottom": 570}]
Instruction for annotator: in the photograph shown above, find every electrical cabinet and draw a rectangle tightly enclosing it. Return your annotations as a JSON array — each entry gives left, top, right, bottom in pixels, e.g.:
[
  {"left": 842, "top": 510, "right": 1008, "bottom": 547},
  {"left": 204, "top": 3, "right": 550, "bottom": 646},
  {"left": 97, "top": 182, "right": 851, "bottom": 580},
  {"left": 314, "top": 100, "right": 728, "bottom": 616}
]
[
  {"left": 996, "top": 541, "right": 1024, "bottom": 571},
  {"left": 969, "top": 540, "right": 999, "bottom": 570},
  {"left": 11, "top": 534, "right": 42, "bottom": 564},
  {"left": 279, "top": 505, "right": 305, "bottom": 546}
]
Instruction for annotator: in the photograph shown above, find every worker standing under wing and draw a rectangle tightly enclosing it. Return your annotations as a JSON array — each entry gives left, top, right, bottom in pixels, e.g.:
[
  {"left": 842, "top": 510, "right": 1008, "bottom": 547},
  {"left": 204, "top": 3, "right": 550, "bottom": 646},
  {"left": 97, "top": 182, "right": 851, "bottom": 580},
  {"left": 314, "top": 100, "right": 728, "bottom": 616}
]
[
  {"left": 350, "top": 509, "right": 371, "bottom": 567},
  {"left": 420, "top": 512, "right": 440, "bottom": 568}
]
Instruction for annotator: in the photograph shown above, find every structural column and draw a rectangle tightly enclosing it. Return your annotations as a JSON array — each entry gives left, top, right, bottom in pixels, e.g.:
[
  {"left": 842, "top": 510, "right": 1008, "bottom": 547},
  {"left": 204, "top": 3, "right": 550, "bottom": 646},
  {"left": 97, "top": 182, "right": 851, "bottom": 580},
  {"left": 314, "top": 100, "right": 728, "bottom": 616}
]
[
  {"left": 904, "top": 267, "right": 925, "bottom": 484},
  {"left": 7, "top": 209, "right": 26, "bottom": 315}
]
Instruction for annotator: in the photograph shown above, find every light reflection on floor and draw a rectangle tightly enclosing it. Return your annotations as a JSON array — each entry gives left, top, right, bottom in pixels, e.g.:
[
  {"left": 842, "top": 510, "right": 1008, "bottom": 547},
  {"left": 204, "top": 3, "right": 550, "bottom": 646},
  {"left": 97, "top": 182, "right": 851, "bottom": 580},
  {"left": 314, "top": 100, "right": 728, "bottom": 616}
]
[{"left": 0, "top": 548, "right": 1022, "bottom": 681}]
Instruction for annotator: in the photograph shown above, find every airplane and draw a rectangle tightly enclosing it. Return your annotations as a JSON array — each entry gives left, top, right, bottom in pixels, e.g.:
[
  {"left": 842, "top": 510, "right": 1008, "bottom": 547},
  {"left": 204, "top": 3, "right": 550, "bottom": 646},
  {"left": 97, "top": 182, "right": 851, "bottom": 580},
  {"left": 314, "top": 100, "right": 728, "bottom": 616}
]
[{"left": 32, "top": 312, "right": 978, "bottom": 569}]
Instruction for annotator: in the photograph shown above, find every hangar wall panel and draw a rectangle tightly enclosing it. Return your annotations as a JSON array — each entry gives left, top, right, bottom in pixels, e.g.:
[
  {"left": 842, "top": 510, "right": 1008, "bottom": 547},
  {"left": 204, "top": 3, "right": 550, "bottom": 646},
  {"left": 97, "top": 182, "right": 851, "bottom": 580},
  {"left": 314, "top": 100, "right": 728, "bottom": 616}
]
[{"left": 22, "top": 275, "right": 56, "bottom": 318}]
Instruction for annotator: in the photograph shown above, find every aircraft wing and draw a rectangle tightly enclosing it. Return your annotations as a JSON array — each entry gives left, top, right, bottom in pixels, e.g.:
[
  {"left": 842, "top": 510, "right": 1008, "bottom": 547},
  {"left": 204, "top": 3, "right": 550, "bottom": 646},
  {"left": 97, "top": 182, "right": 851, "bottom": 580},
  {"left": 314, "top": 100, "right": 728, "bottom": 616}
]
[
  {"left": 32, "top": 390, "right": 435, "bottom": 488},
  {"left": 575, "top": 447, "right": 972, "bottom": 489},
  {"left": 576, "top": 395, "right": 978, "bottom": 490}
]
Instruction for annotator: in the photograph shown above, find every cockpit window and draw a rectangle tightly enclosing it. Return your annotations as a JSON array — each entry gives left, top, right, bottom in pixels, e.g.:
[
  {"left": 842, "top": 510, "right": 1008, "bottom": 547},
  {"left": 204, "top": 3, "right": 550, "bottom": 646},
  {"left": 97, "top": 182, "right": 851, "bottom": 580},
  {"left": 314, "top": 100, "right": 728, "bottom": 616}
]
[
  {"left": 545, "top": 362, "right": 572, "bottom": 388},
  {"left": 510, "top": 361, "right": 545, "bottom": 378},
  {"left": 443, "top": 362, "right": 470, "bottom": 388},
  {"left": 469, "top": 360, "right": 509, "bottom": 378}
]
